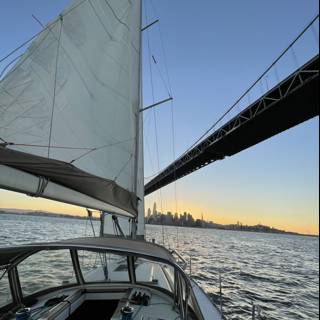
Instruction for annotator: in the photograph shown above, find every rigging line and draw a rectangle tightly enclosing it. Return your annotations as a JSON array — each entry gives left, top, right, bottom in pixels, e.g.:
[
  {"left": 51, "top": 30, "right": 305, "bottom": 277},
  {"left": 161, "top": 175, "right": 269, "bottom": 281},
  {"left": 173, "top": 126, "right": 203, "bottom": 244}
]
[
  {"left": 7, "top": 143, "right": 93, "bottom": 150},
  {"left": 48, "top": 16, "right": 63, "bottom": 158},
  {"left": 0, "top": 54, "right": 23, "bottom": 80},
  {"left": 145, "top": 1, "right": 164, "bottom": 245},
  {"left": 180, "top": 13, "right": 320, "bottom": 156},
  {"left": 145, "top": 8, "right": 158, "bottom": 171},
  {"left": 144, "top": 110, "right": 157, "bottom": 179},
  {"left": 0, "top": 269, "right": 8, "bottom": 281},
  {"left": 146, "top": 9, "right": 179, "bottom": 250},
  {"left": 87, "top": 209, "right": 106, "bottom": 273},
  {"left": 0, "top": 0, "right": 89, "bottom": 64},
  {"left": 170, "top": 98, "right": 179, "bottom": 249},
  {"left": 0, "top": 33, "right": 39, "bottom": 64},
  {"left": 144, "top": 134, "right": 156, "bottom": 179},
  {"left": 152, "top": 55, "right": 172, "bottom": 98},
  {"left": 155, "top": 7, "right": 179, "bottom": 247},
  {"left": 70, "top": 138, "right": 134, "bottom": 163},
  {"left": 147, "top": 2, "right": 172, "bottom": 97},
  {"left": 150, "top": 0, "right": 173, "bottom": 95},
  {"left": 150, "top": 2, "right": 178, "bottom": 248},
  {"left": 0, "top": 31, "right": 51, "bottom": 89}
]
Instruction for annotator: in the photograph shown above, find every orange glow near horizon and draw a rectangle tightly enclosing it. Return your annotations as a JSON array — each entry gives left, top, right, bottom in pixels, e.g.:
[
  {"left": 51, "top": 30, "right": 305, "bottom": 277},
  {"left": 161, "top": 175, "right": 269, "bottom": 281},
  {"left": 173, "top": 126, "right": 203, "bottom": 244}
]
[
  {"left": 0, "top": 190, "right": 319, "bottom": 236},
  {"left": 0, "top": 190, "right": 88, "bottom": 217},
  {"left": 144, "top": 196, "right": 319, "bottom": 236}
]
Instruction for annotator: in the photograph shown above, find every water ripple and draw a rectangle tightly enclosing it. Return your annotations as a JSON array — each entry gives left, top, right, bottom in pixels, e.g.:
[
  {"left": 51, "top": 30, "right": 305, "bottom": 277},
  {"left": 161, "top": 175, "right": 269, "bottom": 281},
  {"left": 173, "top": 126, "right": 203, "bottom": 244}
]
[{"left": 0, "top": 214, "right": 318, "bottom": 319}]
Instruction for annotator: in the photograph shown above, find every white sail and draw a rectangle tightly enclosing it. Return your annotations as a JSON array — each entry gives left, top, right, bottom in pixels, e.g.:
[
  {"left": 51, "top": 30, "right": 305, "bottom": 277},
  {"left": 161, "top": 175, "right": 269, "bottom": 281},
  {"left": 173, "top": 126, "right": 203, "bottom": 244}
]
[{"left": 0, "top": 0, "right": 143, "bottom": 218}]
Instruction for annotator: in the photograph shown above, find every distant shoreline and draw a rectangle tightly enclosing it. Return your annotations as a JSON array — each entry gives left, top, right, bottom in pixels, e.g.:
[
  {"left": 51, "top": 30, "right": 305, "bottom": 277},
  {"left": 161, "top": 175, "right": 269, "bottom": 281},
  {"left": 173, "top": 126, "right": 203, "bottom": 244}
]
[
  {"left": 146, "top": 222, "right": 319, "bottom": 238},
  {"left": 0, "top": 210, "right": 318, "bottom": 237},
  {"left": 0, "top": 210, "right": 99, "bottom": 221}
]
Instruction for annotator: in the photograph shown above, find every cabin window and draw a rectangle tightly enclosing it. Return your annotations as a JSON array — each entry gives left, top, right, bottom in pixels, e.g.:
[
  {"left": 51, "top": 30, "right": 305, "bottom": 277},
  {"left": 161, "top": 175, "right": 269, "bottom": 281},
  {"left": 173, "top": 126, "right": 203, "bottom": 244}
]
[
  {"left": 0, "top": 270, "right": 12, "bottom": 308},
  {"left": 78, "top": 251, "right": 130, "bottom": 283},
  {"left": 135, "top": 258, "right": 174, "bottom": 293},
  {"left": 17, "top": 250, "right": 76, "bottom": 297}
]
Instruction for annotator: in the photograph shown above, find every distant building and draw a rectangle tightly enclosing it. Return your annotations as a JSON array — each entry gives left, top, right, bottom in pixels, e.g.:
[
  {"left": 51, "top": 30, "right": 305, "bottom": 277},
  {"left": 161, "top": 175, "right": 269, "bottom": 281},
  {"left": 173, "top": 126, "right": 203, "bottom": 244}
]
[
  {"left": 152, "top": 202, "right": 157, "bottom": 216},
  {"left": 187, "top": 213, "right": 194, "bottom": 224},
  {"left": 166, "top": 211, "right": 173, "bottom": 224},
  {"left": 144, "top": 203, "right": 297, "bottom": 235}
]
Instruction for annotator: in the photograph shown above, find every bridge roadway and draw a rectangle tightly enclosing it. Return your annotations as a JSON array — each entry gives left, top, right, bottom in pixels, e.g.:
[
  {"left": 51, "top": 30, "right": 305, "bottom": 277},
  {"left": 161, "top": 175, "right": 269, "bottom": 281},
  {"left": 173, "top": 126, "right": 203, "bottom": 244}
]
[{"left": 145, "top": 55, "right": 319, "bottom": 196}]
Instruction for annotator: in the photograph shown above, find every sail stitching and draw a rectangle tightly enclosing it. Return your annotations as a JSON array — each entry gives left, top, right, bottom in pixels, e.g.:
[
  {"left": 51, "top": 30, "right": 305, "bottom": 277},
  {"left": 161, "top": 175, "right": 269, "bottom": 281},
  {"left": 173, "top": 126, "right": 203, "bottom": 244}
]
[
  {"left": 88, "top": 0, "right": 139, "bottom": 75},
  {"left": 88, "top": 0, "right": 113, "bottom": 39},
  {"left": 28, "top": 5, "right": 94, "bottom": 98},
  {"left": 0, "top": 83, "right": 34, "bottom": 121},
  {"left": 104, "top": 0, "right": 130, "bottom": 31},
  {"left": 1, "top": 119, "right": 48, "bottom": 141}
]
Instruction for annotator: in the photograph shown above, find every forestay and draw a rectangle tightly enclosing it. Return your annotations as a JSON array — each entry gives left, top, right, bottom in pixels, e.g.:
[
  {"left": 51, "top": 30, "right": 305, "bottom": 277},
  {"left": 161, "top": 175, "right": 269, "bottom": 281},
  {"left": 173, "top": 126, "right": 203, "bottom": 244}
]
[{"left": 0, "top": 0, "right": 143, "bottom": 218}]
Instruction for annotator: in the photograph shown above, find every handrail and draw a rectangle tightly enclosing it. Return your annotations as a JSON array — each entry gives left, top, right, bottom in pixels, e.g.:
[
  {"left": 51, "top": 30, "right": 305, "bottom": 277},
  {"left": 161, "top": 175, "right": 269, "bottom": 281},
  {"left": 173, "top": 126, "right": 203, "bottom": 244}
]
[{"left": 171, "top": 249, "right": 188, "bottom": 270}]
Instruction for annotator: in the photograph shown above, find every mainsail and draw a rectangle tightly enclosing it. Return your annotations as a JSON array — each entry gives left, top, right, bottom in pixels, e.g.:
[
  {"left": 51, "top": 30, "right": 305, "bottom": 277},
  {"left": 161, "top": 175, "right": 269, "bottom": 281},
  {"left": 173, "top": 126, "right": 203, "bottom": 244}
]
[{"left": 0, "top": 0, "right": 144, "bottom": 222}]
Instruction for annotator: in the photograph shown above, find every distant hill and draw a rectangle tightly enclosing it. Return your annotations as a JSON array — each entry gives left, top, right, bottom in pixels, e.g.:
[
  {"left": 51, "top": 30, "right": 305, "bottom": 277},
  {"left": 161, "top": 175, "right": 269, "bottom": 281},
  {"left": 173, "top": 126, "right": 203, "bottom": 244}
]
[{"left": 0, "top": 209, "right": 99, "bottom": 220}]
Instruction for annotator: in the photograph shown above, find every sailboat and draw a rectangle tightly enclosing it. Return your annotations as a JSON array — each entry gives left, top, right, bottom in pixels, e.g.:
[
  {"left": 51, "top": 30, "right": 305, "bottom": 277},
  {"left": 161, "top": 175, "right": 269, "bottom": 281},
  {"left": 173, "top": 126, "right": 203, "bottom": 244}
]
[{"left": 0, "top": 0, "right": 222, "bottom": 319}]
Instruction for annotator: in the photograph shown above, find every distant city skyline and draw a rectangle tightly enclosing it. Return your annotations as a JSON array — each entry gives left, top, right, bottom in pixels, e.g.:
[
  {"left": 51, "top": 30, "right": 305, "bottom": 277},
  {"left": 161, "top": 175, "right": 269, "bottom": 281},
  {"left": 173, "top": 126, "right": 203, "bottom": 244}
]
[
  {"left": 144, "top": 202, "right": 305, "bottom": 235},
  {"left": 0, "top": 0, "right": 318, "bottom": 235}
]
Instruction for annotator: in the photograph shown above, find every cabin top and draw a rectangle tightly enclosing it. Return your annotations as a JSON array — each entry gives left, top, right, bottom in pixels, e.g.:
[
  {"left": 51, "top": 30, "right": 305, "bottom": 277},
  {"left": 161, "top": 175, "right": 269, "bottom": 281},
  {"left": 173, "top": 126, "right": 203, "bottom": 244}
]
[{"left": 0, "top": 236, "right": 176, "bottom": 267}]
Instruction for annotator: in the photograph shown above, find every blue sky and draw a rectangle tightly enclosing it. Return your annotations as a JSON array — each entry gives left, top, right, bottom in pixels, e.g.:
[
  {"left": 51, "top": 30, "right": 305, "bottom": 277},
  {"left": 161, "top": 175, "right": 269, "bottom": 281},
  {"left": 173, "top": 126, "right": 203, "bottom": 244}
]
[{"left": 0, "top": 0, "right": 319, "bottom": 234}]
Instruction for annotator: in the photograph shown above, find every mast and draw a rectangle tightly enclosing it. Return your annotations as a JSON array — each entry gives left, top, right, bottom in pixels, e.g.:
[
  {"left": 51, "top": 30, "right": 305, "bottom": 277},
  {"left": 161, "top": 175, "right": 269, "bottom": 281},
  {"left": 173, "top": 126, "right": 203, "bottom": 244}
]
[{"left": 134, "top": 0, "right": 145, "bottom": 238}]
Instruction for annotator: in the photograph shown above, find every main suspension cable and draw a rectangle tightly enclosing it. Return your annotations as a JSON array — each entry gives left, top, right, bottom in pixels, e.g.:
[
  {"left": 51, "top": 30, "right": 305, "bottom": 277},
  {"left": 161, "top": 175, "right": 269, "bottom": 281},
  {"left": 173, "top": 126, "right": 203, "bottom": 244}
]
[{"left": 181, "top": 14, "right": 319, "bottom": 155}]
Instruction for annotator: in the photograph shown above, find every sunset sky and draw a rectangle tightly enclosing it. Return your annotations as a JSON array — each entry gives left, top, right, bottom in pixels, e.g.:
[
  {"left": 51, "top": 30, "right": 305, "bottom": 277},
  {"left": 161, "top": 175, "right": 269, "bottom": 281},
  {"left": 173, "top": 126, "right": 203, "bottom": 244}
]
[{"left": 0, "top": 0, "right": 319, "bottom": 235}]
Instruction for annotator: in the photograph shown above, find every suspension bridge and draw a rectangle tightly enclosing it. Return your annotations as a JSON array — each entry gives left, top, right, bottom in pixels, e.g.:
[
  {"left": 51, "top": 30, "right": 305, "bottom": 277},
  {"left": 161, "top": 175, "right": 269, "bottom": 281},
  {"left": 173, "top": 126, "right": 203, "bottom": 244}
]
[{"left": 145, "top": 17, "right": 319, "bottom": 196}]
